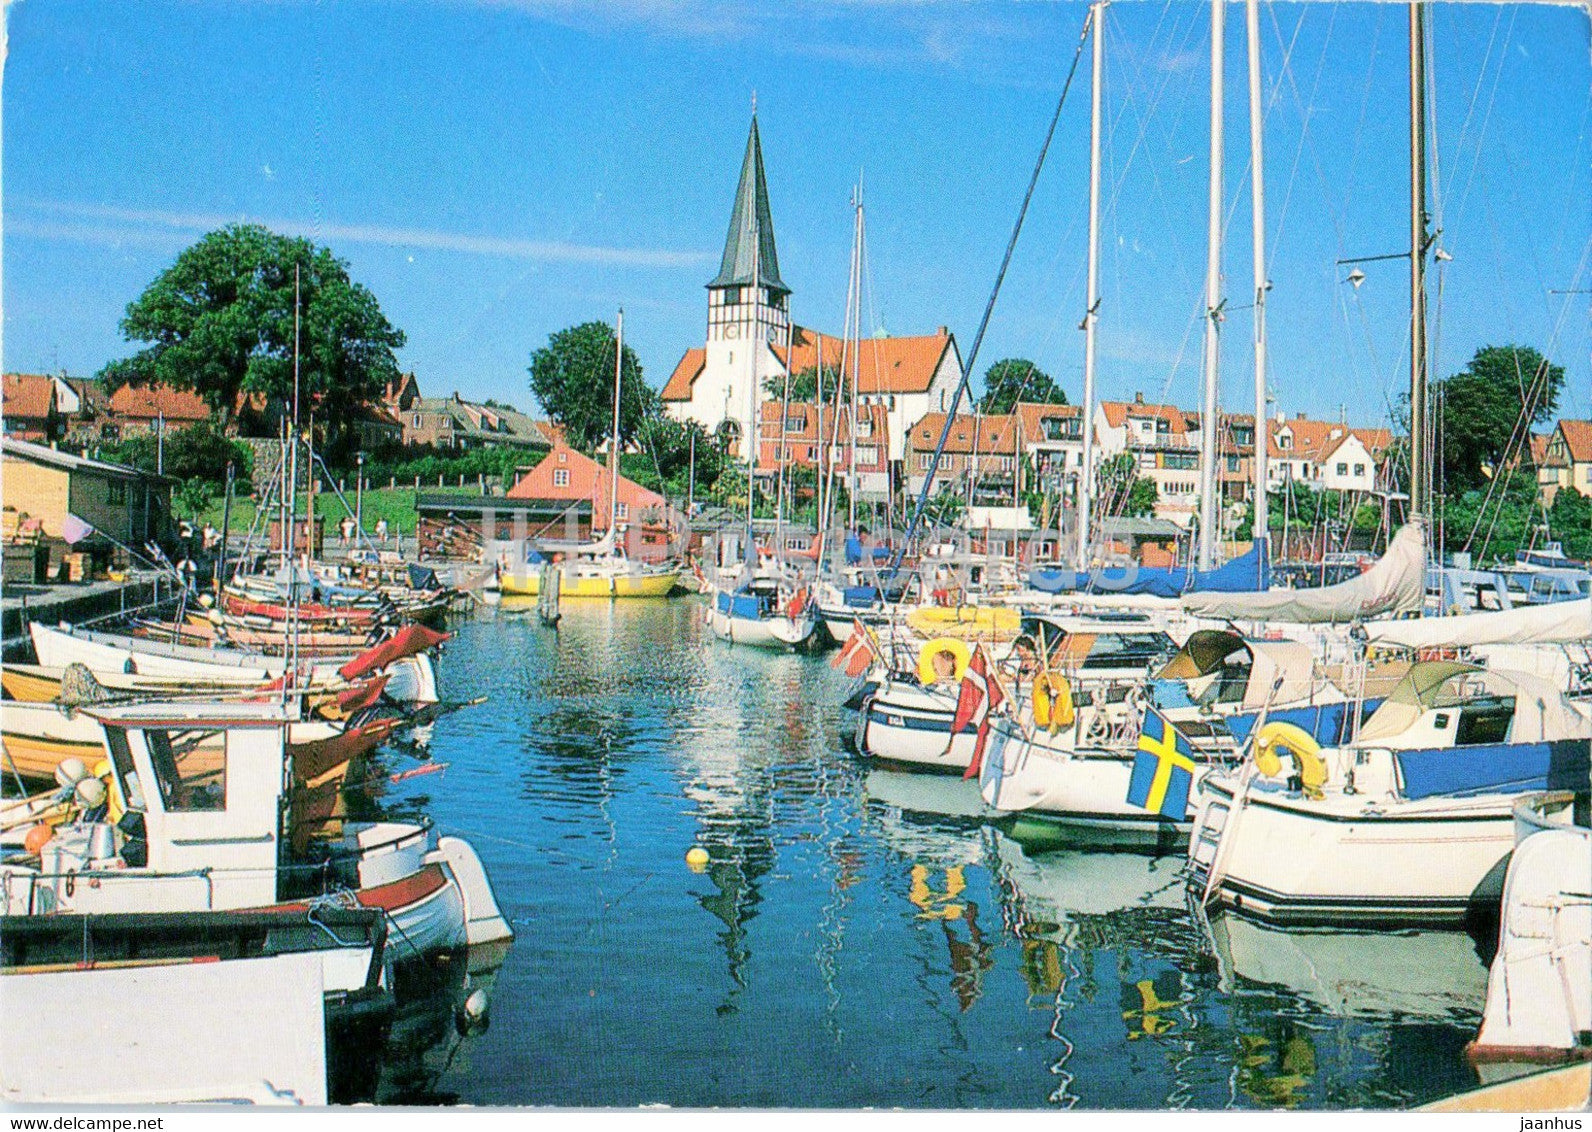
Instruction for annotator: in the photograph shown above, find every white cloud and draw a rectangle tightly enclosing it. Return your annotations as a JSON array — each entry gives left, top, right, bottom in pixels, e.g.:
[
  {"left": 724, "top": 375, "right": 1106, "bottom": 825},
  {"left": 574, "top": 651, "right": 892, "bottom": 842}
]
[{"left": 10, "top": 199, "right": 713, "bottom": 268}]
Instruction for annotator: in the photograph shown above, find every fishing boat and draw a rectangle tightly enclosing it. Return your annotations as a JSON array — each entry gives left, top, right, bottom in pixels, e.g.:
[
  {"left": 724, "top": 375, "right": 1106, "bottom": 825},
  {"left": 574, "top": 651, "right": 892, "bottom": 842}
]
[
  {"left": 1186, "top": 662, "right": 1592, "bottom": 927},
  {"left": 1468, "top": 790, "right": 1592, "bottom": 1068},
  {"left": 1, "top": 701, "right": 513, "bottom": 990},
  {"left": 0, "top": 904, "right": 396, "bottom": 1105},
  {"left": 29, "top": 620, "right": 443, "bottom": 707}
]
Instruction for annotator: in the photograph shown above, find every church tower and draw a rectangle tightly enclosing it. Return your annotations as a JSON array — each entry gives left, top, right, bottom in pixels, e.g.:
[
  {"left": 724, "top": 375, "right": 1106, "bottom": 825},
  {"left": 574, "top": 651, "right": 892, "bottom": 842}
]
[{"left": 702, "top": 113, "right": 791, "bottom": 460}]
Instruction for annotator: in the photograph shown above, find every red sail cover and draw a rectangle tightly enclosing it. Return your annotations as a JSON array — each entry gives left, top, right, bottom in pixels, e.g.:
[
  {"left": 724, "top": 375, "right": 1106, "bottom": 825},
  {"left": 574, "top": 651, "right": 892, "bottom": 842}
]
[{"left": 339, "top": 624, "right": 450, "bottom": 680}]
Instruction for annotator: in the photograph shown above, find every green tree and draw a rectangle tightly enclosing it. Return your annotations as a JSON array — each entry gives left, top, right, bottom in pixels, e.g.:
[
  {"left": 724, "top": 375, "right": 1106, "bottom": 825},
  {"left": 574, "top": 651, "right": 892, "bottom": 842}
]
[
  {"left": 764, "top": 364, "right": 843, "bottom": 404},
  {"left": 1096, "top": 452, "right": 1158, "bottom": 519},
  {"left": 102, "top": 420, "right": 255, "bottom": 486},
  {"left": 1430, "top": 345, "right": 1564, "bottom": 495},
  {"left": 979, "top": 358, "right": 1067, "bottom": 415},
  {"left": 101, "top": 224, "right": 405, "bottom": 456},
  {"left": 1548, "top": 488, "right": 1592, "bottom": 560},
  {"left": 529, "top": 321, "right": 651, "bottom": 453},
  {"left": 923, "top": 483, "right": 967, "bottom": 528},
  {"left": 1440, "top": 473, "right": 1544, "bottom": 563}
]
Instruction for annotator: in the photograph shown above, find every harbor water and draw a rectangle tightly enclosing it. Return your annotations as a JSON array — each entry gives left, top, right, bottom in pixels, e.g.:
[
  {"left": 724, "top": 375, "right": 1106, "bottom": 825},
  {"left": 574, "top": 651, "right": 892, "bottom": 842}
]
[{"left": 376, "top": 598, "right": 1493, "bottom": 1108}]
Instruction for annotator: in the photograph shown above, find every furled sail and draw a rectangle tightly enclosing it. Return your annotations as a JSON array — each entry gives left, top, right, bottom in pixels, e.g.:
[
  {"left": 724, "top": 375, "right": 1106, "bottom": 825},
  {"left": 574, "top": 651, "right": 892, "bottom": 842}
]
[
  {"left": 1364, "top": 594, "right": 1592, "bottom": 650},
  {"left": 1180, "top": 520, "right": 1425, "bottom": 624}
]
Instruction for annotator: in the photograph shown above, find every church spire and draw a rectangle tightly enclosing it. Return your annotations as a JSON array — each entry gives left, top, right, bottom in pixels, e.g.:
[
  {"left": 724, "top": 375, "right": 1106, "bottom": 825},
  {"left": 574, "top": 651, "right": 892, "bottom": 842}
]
[{"left": 709, "top": 113, "right": 788, "bottom": 296}]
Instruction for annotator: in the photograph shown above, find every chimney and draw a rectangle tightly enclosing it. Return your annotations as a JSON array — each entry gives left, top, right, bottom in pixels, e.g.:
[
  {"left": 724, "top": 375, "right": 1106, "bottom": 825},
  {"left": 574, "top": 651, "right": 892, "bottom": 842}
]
[
  {"left": 937, "top": 326, "right": 948, "bottom": 337},
  {"left": 1134, "top": 391, "right": 1145, "bottom": 405}
]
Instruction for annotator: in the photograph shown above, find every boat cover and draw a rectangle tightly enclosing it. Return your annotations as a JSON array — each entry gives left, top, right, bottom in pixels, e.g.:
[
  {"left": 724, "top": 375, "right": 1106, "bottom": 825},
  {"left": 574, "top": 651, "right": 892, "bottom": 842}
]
[
  {"left": 1364, "top": 595, "right": 1592, "bottom": 650},
  {"left": 1182, "top": 521, "right": 1424, "bottom": 623},
  {"left": 1224, "top": 698, "right": 1382, "bottom": 746},
  {"left": 1029, "top": 544, "right": 1269, "bottom": 599},
  {"left": 339, "top": 623, "right": 450, "bottom": 680},
  {"left": 1357, "top": 662, "right": 1592, "bottom": 746},
  {"left": 1395, "top": 739, "right": 1591, "bottom": 800}
]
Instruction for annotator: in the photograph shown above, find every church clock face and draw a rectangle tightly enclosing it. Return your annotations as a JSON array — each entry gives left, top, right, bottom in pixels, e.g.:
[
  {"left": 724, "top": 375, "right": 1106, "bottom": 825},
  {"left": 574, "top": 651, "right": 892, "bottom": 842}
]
[
  {"left": 766, "top": 326, "right": 779, "bottom": 343},
  {"left": 725, "top": 323, "right": 740, "bottom": 339}
]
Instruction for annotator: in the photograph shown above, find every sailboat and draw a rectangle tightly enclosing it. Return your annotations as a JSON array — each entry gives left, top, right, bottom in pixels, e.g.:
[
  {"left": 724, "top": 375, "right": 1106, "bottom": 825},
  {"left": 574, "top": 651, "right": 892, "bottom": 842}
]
[
  {"left": 501, "top": 310, "right": 679, "bottom": 599},
  {"left": 1182, "top": 3, "right": 1592, "bottom": 927}
]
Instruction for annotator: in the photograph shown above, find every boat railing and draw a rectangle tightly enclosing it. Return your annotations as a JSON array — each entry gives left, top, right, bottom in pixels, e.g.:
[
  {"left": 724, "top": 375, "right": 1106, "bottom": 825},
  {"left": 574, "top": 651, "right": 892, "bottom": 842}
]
[{"left": 1512, "top": 789, "right": 1591, "bottom": 843}]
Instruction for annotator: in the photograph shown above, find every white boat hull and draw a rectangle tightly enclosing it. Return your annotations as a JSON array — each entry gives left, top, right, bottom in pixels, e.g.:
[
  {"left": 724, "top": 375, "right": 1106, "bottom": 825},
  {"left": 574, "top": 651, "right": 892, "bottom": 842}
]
[{"left": 1188, "top": 778, "right": 1517, "bottom": 926}]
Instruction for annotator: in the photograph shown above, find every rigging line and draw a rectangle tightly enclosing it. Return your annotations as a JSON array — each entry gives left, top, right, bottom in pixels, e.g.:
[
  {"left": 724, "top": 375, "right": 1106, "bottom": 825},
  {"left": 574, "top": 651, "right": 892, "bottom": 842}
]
[
  {"left": 894, "top": 7, "right": 1095, "bottom": 567},
  {"left": 1265, "top": 1, "right": 1352, "bottom": 261},
  {"left": 1438, "top": 3, "right": 1504, "bottom": 212},
  {"left": 1446, "top": 4, "right": 1519, "bottom": 244},
  {"left": 1100, "top": 8, "right": 1207, "bottom": 304},
  {"left": 1257, "top": 1, "right": 1309, "bottom": 283}
]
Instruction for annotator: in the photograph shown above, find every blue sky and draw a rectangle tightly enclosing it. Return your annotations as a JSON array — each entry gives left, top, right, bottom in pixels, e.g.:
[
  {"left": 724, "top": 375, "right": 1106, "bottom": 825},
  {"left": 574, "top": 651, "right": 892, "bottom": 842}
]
[{"left": 5, "top": 1, "right": 1589, "bottom": 433}]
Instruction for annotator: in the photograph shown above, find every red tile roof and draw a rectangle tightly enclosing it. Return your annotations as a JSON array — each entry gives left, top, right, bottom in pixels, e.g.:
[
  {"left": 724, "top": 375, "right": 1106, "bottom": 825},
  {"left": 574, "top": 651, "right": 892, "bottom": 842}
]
[
  {"left": 660, "top": 327, "right": 955, "bottom": 403},
  {"left": 906, "top": 412, "right": 1020, "bottom": 456},
  {"left": 2, "top": 373, "right": 57, "bottom": 422},
  {"left": 660, "top": 348, "right": 707, "bottom": 402},
  {"left": 1557, "top": 420, "right": 1592, "bottom": 464},
  {"left": 1100, "top": 399, "right": 1195, "bottom": 434},
  {"left": 109, "top": 383, "right": 211, "bottom": 423},
  {"left": 776, "top": 327, "right": 954, "bottom": 396},
  {"left": 1267, "top": 416, "right": 1391, "bottom": 462}
]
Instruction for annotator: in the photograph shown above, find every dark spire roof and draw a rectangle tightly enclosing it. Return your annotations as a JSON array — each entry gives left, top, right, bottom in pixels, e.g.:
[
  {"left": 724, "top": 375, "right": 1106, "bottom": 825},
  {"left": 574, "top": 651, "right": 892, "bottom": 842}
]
[{"left": 708, "top": 115, "right": 788, "bottom": 296}]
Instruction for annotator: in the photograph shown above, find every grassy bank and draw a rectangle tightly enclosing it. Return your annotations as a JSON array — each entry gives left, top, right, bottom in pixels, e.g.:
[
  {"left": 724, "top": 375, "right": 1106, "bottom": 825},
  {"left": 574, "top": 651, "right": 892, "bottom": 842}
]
[{"left": 189, "top": 486, "right": 424, "bottom": 536}]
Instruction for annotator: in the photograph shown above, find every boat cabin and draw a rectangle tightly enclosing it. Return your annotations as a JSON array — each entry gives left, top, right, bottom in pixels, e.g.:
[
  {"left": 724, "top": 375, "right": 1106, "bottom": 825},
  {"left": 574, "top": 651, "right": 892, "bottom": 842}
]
[{"left": 4, "top": 703, "right": 291, "bottom": 916}]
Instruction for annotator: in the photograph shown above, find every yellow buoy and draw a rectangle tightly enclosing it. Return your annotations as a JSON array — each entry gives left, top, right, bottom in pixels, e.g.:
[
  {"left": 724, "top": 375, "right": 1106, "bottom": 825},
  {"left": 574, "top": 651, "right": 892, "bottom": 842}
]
[{"left": 685, "top": 846, "right": 710, "bottom": 871}]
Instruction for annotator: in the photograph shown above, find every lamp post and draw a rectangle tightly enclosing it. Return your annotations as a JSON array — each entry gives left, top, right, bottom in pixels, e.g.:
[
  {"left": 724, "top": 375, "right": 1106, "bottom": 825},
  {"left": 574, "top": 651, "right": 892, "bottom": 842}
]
[{"left": 356, "top": 451, "right": 365, "bottom": 536}]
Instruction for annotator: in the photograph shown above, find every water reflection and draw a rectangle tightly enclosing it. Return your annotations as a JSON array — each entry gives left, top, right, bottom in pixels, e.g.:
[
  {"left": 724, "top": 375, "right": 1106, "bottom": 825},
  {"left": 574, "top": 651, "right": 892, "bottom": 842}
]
[{"left": 368, "top": 601, "right": 1496, "bottom": 1110}]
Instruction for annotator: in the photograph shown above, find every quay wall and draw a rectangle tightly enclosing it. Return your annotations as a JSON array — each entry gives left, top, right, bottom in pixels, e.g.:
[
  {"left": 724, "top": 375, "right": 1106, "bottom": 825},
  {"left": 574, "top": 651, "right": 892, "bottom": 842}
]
[{"left": 1, "top": 574, "right": 180, "bottom": 660}]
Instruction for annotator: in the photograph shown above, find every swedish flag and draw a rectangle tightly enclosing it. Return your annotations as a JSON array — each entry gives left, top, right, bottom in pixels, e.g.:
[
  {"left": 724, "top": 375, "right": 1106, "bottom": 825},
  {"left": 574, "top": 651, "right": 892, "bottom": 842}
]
[{"left": 1126, "top": 709, "right": 1198, "bottom": 821}]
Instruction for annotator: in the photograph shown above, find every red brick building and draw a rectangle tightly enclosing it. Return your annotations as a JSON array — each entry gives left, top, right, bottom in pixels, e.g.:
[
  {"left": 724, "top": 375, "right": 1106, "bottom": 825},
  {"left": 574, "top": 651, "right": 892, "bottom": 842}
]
[{"left": 506, "top": 443, "right": 675, "bottom": 560}]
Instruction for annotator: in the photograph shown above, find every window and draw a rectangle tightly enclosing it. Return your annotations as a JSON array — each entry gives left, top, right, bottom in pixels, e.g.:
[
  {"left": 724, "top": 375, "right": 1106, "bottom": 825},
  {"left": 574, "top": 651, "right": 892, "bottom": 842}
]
[
  {"left": 856, "top": 419, "right": 873, "bottom": 437},
  {"left": 108, "top": 479, "right": 127, "bottom": 505},
  {"left": 145, "top": 729, "right": 227, "bottom": 812},
  {"left": 616, "top": 502, "right": 629, "bottom": 520},
  {"left": 1163, "top": 452, "right": 1198, "bottom": 470},
  {"left": 553, "top": 469, "right": 570, "bottom": 488},
  {"left": 1278, "top": 434, "right": 1292, "bottom": 450},
  {"left": 919, "top": 453, "right": 933, "bottom": 470},
  {"left": 1226, "top": 455, "right": 1239, "bottom": 471},
  {"left": 1354, "top": 463, "right": 1366, "bottom": 476},
  {"left": 413, "top": 415, "right": 422, "bottom": 428},
  {"left": 1336, "top": 462, "right": 1348, "bottom": 475},
  {"left": 858, "top": 446, "right": 878, "bottom": 464}
]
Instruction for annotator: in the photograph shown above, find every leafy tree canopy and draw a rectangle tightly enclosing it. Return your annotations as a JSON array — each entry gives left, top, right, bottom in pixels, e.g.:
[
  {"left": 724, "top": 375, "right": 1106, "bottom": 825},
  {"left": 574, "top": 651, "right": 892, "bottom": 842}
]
[
  {"left": 765, "top": 365, "right": 843, "bottom": 404},
  {"left": 1549, "top": 488, "right": 1592, "bottom": 561},
  {"left": 1096, "top": 452, "right": 1157, "bottom": 519},
  {"left": 979, "top": 358, "right": 1067, "bottom": 415},
  {"left": 529, "top": 321, "right": 653, "bottom": 452},
  {"left": 101, "top": 420, "right": 254, "bottom": 487},
  {"left": 101, "top": 224, "right": 405, "bottom": 457},
  {"left": 1431, "top": 345, "right": 1564, "bottom": 495}
]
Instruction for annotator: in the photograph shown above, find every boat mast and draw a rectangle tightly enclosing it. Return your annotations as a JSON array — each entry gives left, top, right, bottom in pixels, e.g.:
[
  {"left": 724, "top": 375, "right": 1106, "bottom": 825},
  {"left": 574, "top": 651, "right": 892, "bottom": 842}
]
[
  {"left": 610, "top": 308, "right": 624, "bottom": 549},
  {"left": 1408, "top": 0, "right": 1430, "bottom": 530},
  {"left": 847, "top": 180, "right": 863, "bottom": 532},
  {"left": 1197, "top": 0, "right": 1225, "bottom": 572},
  {"left": 1078, "top": 0, "right": 1104, "bottom": 567},
  {"left": 1246, "top": 0, "right": 1269, "bottom": 575}
]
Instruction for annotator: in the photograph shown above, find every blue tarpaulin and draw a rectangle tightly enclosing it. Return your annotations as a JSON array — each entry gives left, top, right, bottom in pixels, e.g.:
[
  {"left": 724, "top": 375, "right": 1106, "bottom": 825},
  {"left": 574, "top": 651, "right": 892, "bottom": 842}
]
[
  {"left": 716, "top": 590, "right": 765, "bottom": 620},
  {"left": 1027, "top": 544, "right": 1269, "bottom": 598},
  {"left": 1395, "top": 739, "right": 1590, "bottom": 800},
  {"left": 843, "top": 586, "right": 880, "bottom": 607},
  {"left": 1225, "top": 699, "right": 1384, "bottom": 746}
]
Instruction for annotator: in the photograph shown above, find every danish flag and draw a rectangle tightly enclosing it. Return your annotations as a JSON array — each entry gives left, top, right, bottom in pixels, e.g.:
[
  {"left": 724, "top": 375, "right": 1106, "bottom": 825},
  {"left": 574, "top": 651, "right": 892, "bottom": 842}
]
[
  {"left": 831, "top": 618, "right": 877, "bottom": 679},
  {"left": 955, "top": 645, "right": 1006, "bottom": 779}
]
